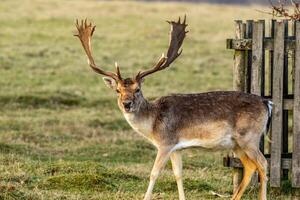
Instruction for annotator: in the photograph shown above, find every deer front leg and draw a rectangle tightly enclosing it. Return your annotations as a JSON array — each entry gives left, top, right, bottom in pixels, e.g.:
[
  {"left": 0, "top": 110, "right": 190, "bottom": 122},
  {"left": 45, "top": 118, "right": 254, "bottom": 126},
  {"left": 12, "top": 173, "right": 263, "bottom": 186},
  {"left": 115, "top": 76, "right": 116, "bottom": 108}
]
[
  {"left": 144, "top": 149, "right": 171, "bottom": 200},
  {"left": 170, "top": 151, "right": 186, "bottom": 200}
]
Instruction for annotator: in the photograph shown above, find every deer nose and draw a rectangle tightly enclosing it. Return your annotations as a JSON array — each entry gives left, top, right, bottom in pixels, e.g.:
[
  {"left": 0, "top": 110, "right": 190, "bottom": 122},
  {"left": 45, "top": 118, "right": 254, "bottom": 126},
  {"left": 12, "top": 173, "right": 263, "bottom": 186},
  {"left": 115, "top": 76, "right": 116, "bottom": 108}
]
[{"left": 123, "top": 101, "right": 133, "bottom": 109}]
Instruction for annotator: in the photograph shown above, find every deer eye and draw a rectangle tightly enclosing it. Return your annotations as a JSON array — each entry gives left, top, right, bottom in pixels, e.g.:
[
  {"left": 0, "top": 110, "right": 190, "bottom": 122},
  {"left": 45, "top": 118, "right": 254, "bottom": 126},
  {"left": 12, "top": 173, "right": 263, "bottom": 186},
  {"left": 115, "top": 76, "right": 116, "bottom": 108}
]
[
  {"left": 135, "top": 88, "right": 140, "bottom": 93},
  {"left": 116, "top": 89, "right": 120, "bottom": 93}
]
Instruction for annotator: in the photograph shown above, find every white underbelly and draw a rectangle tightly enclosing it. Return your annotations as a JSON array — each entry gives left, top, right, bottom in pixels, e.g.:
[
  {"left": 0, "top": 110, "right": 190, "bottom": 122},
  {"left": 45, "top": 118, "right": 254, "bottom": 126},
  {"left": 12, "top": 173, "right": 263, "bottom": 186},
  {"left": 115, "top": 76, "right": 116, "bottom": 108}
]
[{"left": 172, "top": 135, "right": 235, "bottom": 152}]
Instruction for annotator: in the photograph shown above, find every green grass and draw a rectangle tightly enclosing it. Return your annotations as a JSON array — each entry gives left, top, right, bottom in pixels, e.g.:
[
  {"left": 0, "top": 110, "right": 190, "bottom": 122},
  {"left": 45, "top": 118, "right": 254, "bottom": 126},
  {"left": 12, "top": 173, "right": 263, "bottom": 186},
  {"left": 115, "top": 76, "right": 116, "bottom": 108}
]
[{"left": 0, "top": 0, "right": 293, "bottom": 199}]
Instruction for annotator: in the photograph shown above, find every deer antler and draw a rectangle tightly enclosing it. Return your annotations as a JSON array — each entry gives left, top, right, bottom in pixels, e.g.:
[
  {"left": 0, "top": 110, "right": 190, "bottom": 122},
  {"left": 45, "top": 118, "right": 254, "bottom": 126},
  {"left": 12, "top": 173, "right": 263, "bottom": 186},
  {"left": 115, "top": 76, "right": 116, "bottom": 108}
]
[
  {"left": 75, "top": 19, "right": 122, "bottom": 81},
  {"left": 136, "top": 15, "right": 188, "bottom": 80}
]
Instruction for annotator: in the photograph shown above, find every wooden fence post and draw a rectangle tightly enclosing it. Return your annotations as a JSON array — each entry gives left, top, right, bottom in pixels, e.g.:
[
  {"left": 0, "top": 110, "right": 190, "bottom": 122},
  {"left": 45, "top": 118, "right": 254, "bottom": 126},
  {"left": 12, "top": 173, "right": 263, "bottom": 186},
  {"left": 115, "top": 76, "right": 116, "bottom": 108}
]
[
  {"left": 270, "top": 21, "right": 285, "bottom": 188},
  {"left": 251, "top": 21, "right": 264, "bottom": 96},
  {"left": 245, "top": 20, "right": 253, "bottom": 93},
  {"left": 251, "top": 20, "right": 264, "bottom": 185},
  {"left": 282, "top": 20, "right": 289, "bottom": 180},
  {"left": 259, "top": 20, "right": 266, "bottom": 155},
  {"left": 292, "top": 22, "right": 300, "bottom": 193},
  {"left": 292, "top": 21, "right": 300, "bottom": 189},
  {"left": 232, "top": 20, "right": 246, "bottom": 193}
]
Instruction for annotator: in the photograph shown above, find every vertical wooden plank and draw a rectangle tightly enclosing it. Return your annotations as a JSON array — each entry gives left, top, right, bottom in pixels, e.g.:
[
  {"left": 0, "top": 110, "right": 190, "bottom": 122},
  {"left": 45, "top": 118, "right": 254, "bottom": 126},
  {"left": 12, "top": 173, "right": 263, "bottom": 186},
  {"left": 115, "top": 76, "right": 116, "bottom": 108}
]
[
  {"left": 292, "top": 20, "right": 300, "bottom": 199},
  {"left": 232, "top": 20, "right": 245, "bottom": 193},
  {"left": 293, "top": 21, "right": 297, "bottom": 94},
  {"left": 292, "top": 20, "right": 296, "bottom": 93},
  {"left": 260, "top": 20, "right": 266, "bottom": 98},
  {"left": 292, "top": 24, "right": 298, "bottom": 190},
  {"left": 270, "top": 21, "right": 285, "bottom": 188},
  {"left": 259, "top": 20, "right": 266, "bottom": 155},
  {"left": 283, "top": 20, "right": 289, "bottom": 98},
  {"left": 267, "top": 20, "right": 275, "bottom": 156},
  {"left": 282, "top": 20, "right": 289, "bottom": 180},
  {"left": 251, "top": 21, "right": 264, "bottom": 185},
  {"left": 292, "top": 23, "right": 299, "bottom": 193},
  {"left": 245, "top": 20, "right": 253, "bottom": 93},
  {"left": 251, "top": 21, "right": 264, "bottom": 95},
  {"left": 292, "top": 21, "right": 300, "bottom": 188},
  {"left": 292, "top": 26, "right": 298, "bottom": 193},
  {"left": 269, "top": 20, "right": 276, "bottom": 97},
  {"left": 233, "top": 21, "right": 246, "bottom": 91}
]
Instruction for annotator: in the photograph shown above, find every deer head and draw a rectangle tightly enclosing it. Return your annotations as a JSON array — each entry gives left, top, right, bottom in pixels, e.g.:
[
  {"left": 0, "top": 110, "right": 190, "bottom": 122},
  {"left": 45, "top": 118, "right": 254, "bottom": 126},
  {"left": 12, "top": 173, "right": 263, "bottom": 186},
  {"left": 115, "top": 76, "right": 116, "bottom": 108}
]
[{"left": 75, "top": 17, "right": 188, "bottom": 113}]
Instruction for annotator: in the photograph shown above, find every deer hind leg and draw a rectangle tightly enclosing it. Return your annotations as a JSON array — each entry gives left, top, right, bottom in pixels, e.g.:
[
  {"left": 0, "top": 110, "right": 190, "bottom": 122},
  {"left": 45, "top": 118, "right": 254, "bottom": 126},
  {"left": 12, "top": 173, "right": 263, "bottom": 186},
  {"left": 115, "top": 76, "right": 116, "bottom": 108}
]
[
  {"left": 170, "top": 151, "right": 185, "bottom": 200},
  {"left": 144, "top": 149, "right": 171, "bottom": 200},
  {"left": 231, "top": 151, "right": 257, "bottom": 200},
  {"left": 244, "top": 149, "right": 268, "bottom": 200}
]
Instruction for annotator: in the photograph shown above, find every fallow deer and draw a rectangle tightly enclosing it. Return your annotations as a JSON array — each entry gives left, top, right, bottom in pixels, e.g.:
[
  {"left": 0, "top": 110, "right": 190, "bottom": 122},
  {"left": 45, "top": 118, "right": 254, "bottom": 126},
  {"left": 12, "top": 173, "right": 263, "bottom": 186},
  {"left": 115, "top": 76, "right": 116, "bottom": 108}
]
[{"left": 75, "top": 17, "right": 272, "bottom": 200}]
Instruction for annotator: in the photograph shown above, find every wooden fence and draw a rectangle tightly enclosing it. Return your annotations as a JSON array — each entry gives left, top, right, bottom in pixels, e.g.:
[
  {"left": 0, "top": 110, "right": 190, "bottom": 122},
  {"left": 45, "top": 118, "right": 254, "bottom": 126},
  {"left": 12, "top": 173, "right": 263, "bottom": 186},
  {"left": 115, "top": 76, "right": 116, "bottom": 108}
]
[{"left": 223, "top": 20, "right": 300, "bottom": 194}]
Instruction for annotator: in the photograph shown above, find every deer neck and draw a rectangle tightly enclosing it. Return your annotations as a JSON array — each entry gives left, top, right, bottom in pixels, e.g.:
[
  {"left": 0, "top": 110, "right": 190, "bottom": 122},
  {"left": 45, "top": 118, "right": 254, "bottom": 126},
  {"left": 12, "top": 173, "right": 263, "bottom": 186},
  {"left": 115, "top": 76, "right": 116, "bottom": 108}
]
[{"left": 123, "top": 99, "right": 155, "bottom": 141}]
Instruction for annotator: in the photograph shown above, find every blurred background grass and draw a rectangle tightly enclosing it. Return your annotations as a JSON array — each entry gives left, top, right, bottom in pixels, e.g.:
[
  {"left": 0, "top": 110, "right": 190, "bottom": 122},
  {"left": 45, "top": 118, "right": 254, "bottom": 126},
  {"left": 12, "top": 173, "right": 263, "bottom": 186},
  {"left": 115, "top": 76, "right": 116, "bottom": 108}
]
[{"left": 0, "top": 0, "right": 291, "bottom": 199}]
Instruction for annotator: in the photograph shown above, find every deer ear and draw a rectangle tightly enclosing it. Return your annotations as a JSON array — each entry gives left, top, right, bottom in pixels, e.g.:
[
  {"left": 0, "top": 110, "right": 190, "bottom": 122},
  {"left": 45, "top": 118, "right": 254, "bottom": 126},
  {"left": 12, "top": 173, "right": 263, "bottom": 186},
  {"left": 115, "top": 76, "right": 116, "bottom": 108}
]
[{"left": 103, "top": 77, "right": 117, "bottom": 90}]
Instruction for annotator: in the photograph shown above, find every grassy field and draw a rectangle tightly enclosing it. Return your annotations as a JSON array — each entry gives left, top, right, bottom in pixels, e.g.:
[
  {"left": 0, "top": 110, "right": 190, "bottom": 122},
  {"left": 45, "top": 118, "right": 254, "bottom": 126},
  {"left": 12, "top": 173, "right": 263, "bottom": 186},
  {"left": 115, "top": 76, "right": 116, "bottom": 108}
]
[{"left": 0, "top": 0, "right": 292, "bottom": 199}]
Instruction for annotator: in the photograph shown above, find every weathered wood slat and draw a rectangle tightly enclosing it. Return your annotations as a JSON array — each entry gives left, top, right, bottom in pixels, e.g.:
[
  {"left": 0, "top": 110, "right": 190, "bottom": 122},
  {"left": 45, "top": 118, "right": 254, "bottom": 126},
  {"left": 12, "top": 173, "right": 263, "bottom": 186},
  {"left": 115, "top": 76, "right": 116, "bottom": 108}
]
[
  {"left": 283, "top": 99, "right": 293, "bottom": 110},
  {"left": 292, "top": 21, "right": 296, "bottom": 95},
  {"left": 245, "top": 20, "right": 256, "bottom": 184},
  {"left": 267, "top": 20, "right": 275, "bottom": 158},
  {"left": 260, "top": 20, "right": 266, "bottom": 97},
  {"left": 224, "top": 157, "right": 292, "bottom": 170},
  {"left": 245, "top": 21, "right": 253, "bottom": 93},
  {"left": 269, "top": 20, "right": 275, "bottom": 97},
  {"left": 233, "top": 21, "right": 246, "bottom": 91},
  {"left": 291, "top": 24, "right": 297, "bottom": 187},
  {"left": 263, "top": 98, "right": 293, "bottom": 110},
  {"left": 258, "top": 20, "right": 266, "bottom": 155},
  {"left": 270, "top": 21, "right": 285, "bottom": 188},
  {"left": 282, "top": 20, "right": 289, "bottom": 180},
  {"left": 292, "top": 21, "right": 300, "bottom": 188},
  {"left": 232, "top": 20, "right": 245, "bottom": 193},
  {"left": 251, "top": 21, "right": 264, "bottom": 95},
  {"left": 227, "top": 37, "right": 296, "bottom": 50}
]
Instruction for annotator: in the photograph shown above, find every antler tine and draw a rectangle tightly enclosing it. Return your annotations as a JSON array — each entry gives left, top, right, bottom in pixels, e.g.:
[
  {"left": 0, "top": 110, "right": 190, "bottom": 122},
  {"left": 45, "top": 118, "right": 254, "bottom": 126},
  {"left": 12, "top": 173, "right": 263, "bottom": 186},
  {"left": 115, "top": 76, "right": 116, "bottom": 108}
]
[
  {"left": 75, "top": 19, "right": 121, "bottom": 81},
  {"left": 115, "top": 62, "right": 122, "bottom": 80},
  {"left": 183, "top": 14, "right": 186, "bottom": 24},
  {"left": 136, "top": 15, "right": 188, "bottom": 80}
]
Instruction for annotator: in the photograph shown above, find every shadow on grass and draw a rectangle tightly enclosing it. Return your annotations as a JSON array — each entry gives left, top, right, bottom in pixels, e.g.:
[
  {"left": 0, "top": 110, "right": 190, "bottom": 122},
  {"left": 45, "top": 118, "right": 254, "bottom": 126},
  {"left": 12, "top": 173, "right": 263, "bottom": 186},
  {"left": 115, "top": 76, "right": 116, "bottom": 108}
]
[
  {"left": 0, "top": 143, "right": 59, "bottom": 161},
  {"left": 67, "top": 140, "right": 156, "bottom": 164},
  {"left": 38, "top": 161, "right": 216, "bottom": 193},
  {"left": 0, "top": 92, "right": 85, "bottom": 109},
  {"left": 88, "top": 118, "right": 131, "bottom": 131},
  {"left": 39, "top": 163, "right": 141, "bottom": 192},
  {"left": 154, "top": 178, "right": 215, "bottom": 193},
  {"left": 0, "top": 92, "right": 116, "bottom": 109},
  {"left": 0, "top": 139, "right": 156, "bottom": 164}
]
